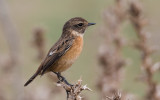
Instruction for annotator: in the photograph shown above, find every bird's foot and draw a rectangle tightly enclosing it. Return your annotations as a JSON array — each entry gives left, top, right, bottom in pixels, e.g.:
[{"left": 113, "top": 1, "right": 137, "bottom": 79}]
[
  {"left": 53, "top": 72, "right": 73, "bottom": 86},
  {"left": 53, "top": 72, "right": 72, "bottom": 100}
]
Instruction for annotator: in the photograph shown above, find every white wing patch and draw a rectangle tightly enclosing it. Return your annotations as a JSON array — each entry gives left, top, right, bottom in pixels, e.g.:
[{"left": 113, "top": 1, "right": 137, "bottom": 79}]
[{"left": 49, "top": 51, "right": 55, "bottom": 56}]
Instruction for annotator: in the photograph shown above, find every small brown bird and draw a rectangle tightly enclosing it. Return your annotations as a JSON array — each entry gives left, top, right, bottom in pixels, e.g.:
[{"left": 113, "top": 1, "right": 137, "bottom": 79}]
[{"left": 24, "top": 17, "right": 95, "bottom": 86}]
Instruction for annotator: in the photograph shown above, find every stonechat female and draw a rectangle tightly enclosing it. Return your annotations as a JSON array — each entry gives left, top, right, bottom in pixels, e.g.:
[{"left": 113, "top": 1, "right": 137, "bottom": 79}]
[{"left": 24, "top": 17, "right": 95, "bottom": 86}]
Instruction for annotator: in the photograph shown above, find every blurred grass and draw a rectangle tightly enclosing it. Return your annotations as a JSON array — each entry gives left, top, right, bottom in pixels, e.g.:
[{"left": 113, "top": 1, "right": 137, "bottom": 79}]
[{"left": 0, "top": 0, "right": 160, "bottom": 100}]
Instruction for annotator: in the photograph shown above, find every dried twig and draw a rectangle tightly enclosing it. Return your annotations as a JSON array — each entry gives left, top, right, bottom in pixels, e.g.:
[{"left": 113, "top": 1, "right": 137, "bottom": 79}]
[
  {"left": 32, "top": 27, "right": 46, "bottom": 60},
  {"left": 128, "top": 0, "right": 160, "bottom": 100},
  {"left": 57, "top": 78, "right": 92, "bottom": 100},
  {"left": 106, "top": 91, "right": 121, "bottom": 100},
  {"left": 97, "top": 0, "right": 127, "bottom": 99},
  {"left": 0, "top": 0, "right": 23, "bottom": 100}
]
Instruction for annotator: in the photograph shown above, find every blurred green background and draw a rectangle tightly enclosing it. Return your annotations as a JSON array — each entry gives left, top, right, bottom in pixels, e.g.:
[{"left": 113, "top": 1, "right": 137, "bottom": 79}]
[{"left": 0, "top": 0, "right": 160, "bottom": 100}]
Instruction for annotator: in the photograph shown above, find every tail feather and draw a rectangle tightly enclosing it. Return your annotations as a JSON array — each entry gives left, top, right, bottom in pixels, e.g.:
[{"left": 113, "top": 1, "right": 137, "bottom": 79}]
[{"left": 24, "top": 72, "right": 39, "bottom": 86}]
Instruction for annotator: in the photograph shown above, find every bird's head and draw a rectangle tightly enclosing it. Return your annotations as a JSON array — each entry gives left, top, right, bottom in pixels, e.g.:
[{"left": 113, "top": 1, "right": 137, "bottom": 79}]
[{"left": 62, "top": 17, "right": 95, "bottom": 36}]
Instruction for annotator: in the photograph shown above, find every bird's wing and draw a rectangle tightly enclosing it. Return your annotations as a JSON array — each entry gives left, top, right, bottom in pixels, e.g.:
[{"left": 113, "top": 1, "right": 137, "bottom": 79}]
[{"left": 40, "top": 36, "right": 75, "bottom": 75}]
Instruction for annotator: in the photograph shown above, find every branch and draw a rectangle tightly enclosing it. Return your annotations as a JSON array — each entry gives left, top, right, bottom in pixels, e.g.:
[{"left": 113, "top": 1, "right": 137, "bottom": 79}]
[
  {"left": 106, "top": 91, "right": 121, "bottom": 100},
  {"left": 57, "top": 78, "right": 92, "bottom": 100},
  {"left": 128, "top": 0, "right": 160, "bottom": 100}
]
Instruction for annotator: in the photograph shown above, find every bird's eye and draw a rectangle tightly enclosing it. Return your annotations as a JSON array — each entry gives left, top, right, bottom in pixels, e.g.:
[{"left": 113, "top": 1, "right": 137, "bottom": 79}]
[{"left": 77, "top": 23, "right": 83, "bottom": 27}]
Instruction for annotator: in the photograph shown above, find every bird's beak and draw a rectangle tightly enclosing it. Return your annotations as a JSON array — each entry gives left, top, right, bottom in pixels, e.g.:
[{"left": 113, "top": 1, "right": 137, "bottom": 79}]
[{"left": 88, "top": 23, "right": 96, "bottom": 26}]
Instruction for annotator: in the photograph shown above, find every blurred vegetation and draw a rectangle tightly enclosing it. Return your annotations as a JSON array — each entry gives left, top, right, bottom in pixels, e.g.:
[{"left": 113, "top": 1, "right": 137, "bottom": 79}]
[{"left": 0, "top": 0, "right": 160, "bottom": 100}]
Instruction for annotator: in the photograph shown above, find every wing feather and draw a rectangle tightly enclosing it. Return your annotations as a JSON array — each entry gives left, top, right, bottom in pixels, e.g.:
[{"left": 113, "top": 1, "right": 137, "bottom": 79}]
[{"left": 40, "top": 36, "right": 74, "bottom": 75}]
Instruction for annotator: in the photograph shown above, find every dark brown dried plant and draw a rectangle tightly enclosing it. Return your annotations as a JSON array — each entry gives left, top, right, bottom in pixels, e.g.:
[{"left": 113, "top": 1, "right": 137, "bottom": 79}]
[
  {"left": 57, "top": 78, "right": 92, "bottom": 100},
  {"left": 97, "top": 0, "right": 127, "bottom": 99},
  {"left": 32, "top": 27, "right": 46, "bottom": 60},
  {"left": 106, "top": 91, "right": 121, "bottom": 100},
  {"left": 128, "top": 0, "right": 160, "bottom": 100}
]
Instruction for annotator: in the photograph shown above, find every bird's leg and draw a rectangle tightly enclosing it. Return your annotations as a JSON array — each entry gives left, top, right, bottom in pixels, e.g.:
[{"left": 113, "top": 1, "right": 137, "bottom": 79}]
[
  {"left": 66, "top": 90, "right": 69, "bottom": 100},
  {"left": 53, "top": 72, "right": 72, "bottom": 100},
  {"left": 53, "top": 72, "right": 73, "bottom": 86}
]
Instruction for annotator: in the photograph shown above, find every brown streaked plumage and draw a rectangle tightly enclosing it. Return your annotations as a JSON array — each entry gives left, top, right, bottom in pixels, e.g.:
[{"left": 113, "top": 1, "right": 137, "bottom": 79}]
[{"left": 24, "top": 17, "right": 95, "bottom": 86}]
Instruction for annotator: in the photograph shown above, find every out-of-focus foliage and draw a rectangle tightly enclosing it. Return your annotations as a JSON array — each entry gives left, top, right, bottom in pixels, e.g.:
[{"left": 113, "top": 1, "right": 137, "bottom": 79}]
[{"left": 0, "top": 0, "right": 160, "bottom": 100}]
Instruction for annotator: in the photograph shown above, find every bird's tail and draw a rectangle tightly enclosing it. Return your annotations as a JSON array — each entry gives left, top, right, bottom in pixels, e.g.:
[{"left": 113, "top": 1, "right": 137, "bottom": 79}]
[{"left": 24, "top": 71, "right": 40, "bottom": 86}]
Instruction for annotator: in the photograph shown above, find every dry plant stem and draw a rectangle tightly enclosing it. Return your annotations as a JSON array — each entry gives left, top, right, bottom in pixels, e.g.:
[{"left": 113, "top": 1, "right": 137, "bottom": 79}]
[
  {"left": 97, "top": 0, "right": 126, "bottom": 98},
  {"left": 128, "top": 1, "right": 158, "bottom": 100},
  {"left": 0, "top": 0, "right": 19, "bottom": 66},
  {"left": 0, "top": 0, "right": 24, "bottom": 100},
  {"left": 106, "top": 91, "right": 121, "bottom": 100},
  {"left": 32, "top": 27, "right": 45, "bottom": 60},
  {"left": 57, "top": 77, "right": 92, "bottom": 100}
]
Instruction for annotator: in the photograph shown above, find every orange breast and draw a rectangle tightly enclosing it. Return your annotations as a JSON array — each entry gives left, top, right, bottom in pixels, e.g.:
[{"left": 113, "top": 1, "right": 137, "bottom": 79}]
[{"left": 51, "top": 36, "right": 83, "bottom": 72}]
